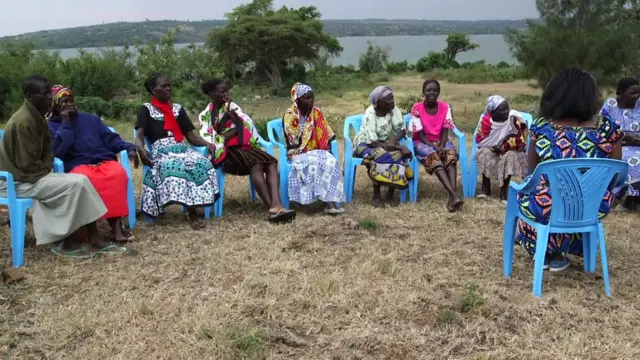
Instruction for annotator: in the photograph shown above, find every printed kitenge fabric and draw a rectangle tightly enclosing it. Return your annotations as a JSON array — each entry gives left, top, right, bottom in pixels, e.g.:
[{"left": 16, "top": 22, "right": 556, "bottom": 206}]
[
  {"left": 288, "top": 150, "right": 345, "bottom": 204},
  {"left": 515, "top": 116, "right": 623, "bottom": 258},
  {"left": 283, "top": 83, "right": 334, "bottom": 158},
  {"left": 409, "top": 101, "right": 458, "bottom": 174},
  {"left": 600, "top": 98, "right": 640, "bottom": 197},
  {"left": 198, "top": 102, "right": 276, "bottom": 175},
  {"left": 353, "top": 144, "right": 413, "bottom": 189}
]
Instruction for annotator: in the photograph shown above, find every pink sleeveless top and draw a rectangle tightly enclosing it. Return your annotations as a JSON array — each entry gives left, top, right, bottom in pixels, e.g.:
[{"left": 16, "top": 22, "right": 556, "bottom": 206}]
[{"left": 411, "top": 101, "right": 451, "bottom": 143}]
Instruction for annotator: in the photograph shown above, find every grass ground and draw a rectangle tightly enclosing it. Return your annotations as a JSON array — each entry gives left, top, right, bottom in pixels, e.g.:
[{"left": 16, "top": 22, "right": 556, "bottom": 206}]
[{"left": 1, "top": 75, "right": 639, "bottom": 359}]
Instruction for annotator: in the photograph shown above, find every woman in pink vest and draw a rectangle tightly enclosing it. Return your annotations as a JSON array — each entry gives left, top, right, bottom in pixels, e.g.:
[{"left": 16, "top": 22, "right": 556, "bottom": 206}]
[{"left": 409, "top": 79, "right": 463, "bottom": 212}]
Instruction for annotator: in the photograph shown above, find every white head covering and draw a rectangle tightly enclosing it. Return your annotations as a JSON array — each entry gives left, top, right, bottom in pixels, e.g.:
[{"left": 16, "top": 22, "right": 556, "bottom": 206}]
[
  {"left": 369, "top": 86, "right": 393, "bottom": 106},
  {"left": 485, "top": 95, "right": 507, "bottom": 114}
]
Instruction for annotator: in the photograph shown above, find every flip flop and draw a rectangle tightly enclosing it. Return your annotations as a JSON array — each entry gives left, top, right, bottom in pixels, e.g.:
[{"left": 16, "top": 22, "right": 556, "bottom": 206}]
[
  {"left": 51, "top": 246, "right": 95, "bottom": 260},
  {"left": 324, "top": 207, "right": 345, "bottom": 216},
  {"left": 94, "top": 244, "right": 128, "bottom": 256},
  {"left": 268, "top": 209, "right": 296, "bottom": 223},
  {"left": 477, "top": 194, "right": 489, "bottom": 200}
]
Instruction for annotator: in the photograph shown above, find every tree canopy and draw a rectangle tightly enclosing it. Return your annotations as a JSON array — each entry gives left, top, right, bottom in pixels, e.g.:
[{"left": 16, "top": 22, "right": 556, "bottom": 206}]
[
  {"left": 207, "top": 0, "right": 343, "bottom": 89},
  {"left": 443, "top": 33, "right": 479, "bottom": 62},
  {"left": 505, "top": 0, "right": 640, "bottom": 86}
]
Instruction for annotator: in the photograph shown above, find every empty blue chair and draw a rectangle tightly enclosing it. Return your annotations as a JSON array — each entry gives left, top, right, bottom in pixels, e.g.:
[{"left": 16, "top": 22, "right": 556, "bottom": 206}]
[
  {"left": 133, "top": 129, "right": 212, "bottom": 221},
  {"left": 402, "top": 114, "right": 468, "bottom": 202},
  {"left": 213, "top": 132, "right": 274, "bottom": 216},
  {"left": 343, "top": 114, "right": 412, "bottom": 203},
  {"left": 503, "top": 158, "right": 628, "bottom": 297},
  {"left": 0, "top": 129, "right": 33, "bottom": 268},
  {"left": 53, "top": 127, "right": 136, "bottom": 229},
  {"left": 468, "top": 111, "right": 533, "bottom": 198},
  {"left": 267, "top": 119, "right": 339, "bottom": 208}
]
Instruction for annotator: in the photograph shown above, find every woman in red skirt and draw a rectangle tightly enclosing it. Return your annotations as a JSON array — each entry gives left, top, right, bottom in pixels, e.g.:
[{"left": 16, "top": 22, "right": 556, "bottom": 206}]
[{"left": 48, "top": 85, "right": 138, "bottom": 242}]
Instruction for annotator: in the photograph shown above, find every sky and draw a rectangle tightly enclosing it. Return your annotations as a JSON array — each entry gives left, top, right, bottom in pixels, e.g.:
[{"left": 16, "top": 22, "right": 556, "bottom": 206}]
[{"left": 0, "top": 0, "right": 538, "bottom": 37}]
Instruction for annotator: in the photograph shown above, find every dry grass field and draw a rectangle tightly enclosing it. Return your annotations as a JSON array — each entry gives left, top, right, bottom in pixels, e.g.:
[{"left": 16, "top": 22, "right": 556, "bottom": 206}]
[{"left": 1, "top": 75, "right": 639, "bottom": 359}]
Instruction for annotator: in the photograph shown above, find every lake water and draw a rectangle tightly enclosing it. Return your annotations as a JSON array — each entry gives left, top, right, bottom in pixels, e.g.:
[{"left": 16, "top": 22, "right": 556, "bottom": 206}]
[{"left": 57, "top": 34, "right": 514, "bottom": 65}]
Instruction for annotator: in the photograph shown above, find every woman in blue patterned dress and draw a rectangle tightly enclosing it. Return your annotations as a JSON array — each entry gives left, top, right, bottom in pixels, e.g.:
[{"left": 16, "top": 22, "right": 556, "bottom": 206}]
[
  {"left": 515, "top": 68, "right": 623, "bottom": 272},
  {"left": 600, "top": 78, "right": 640, "bottom": 211}
]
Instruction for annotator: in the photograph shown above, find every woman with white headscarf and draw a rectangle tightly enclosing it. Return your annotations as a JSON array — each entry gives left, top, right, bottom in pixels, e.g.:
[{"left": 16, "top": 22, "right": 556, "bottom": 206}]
[
  {"left": 475, "top": 95, "right": 528, "bottom": 200},
  {"left": 282, "top": 82, "right": 345, "bottom": 215},
  {"left": 353, "top": 85, "right": 413, "bottom": 207}
]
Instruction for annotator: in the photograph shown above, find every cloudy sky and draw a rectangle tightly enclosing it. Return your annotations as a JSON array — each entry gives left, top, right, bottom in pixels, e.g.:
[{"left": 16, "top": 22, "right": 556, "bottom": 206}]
[{"left": 0, "top": 0, "right": 538, "bottom": 37}]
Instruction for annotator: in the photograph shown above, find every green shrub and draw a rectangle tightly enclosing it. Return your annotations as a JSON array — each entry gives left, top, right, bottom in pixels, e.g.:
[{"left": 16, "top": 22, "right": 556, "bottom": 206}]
[{"left": 74, "top": 96, "right": 139, "bottom": 120}]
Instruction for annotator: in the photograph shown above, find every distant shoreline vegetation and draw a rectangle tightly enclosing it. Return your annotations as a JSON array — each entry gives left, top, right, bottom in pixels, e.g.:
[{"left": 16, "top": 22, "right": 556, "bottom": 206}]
[{"left": 0, "top": 19, "right": 536, "bottom": 50}]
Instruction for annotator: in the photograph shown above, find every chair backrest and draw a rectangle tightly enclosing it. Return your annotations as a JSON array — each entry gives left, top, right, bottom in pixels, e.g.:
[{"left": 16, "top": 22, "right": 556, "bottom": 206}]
[
  {"left": 133, "top": 128, "right": 152, "bottom": 152},
  {"left": 267, "top": 119, "right": 285, "bottom": 146},
  {"left": 403, "top": 114, "right": 411, "bottom": 128},
  {"left": 0, "top": 129, "right": 4, "bottom": 139},
  {"left": 533, "top": 158, "right": 628, "bottom": 229},
  {"left": 343, "top": 114, "right": 364, "bottom": 141}
]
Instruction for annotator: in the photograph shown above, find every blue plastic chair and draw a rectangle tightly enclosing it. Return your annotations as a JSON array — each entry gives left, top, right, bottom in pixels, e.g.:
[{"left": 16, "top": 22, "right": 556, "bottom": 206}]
[
  {"left": 468, "top": 112, "right": 533, "bottom": 198},
  {"left": 402, "top": 114, "right": 468, "bottom": 202},
  {"left": 343, "top": 114, "right": 412, "bottom": 203},
  {"left": 503, "top": 158, "right": 628, "bottom": 297},
  {"left": 133, "top": 129, "right": 212, "bottom": 221},
  {"left": 53, "top": 127, "right": 136, "bottom": 229},
  {"left": 0, "top": 130, "right": 33, "bottom": 268},
  {"left": 267, "top": 119, "right": 339, "bottom": 208}
]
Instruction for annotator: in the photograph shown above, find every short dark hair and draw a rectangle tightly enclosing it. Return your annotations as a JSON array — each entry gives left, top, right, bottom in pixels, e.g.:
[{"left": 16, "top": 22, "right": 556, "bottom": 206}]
[
  {"left": 201, "top": 78, "right": 225, "bottom": 95},
  {"left": 144, "top": 73, "right": 167, "bottom": 94},
  {"left": 616, "top": 77, "right": 639, "bottom": 95},
  {"left": 539, "top": 68, "right": 599, "bottom": 123},
  {"left": 22, "top": 75, "right": 49, "bottom": 97},
  {"left": 422, "top": 79, "right": 440, "bottom": 94}
]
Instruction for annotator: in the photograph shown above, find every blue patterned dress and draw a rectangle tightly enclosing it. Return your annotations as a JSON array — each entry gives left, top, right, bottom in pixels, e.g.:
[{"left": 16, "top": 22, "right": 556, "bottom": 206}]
[
  {"left": 515, "top": 116, "right": 623, "bottom": 258},
  {"left": 600, "top": 98, "right": 640, "bottom": 197}
]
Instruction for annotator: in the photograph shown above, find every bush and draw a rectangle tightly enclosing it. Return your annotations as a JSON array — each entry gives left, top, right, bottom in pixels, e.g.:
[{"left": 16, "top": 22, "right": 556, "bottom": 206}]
[
  {"left": 416, "top": 51, "right": 456, "bottom": 72},
  {"left": 386, "top": 61, "right": 410, "bottom": 74},
  {"left": 358, "top": 42, "right": 390, "bottom": 73},
  {"left": 74, "top": 96, "right": 139, "bottom": 120}
]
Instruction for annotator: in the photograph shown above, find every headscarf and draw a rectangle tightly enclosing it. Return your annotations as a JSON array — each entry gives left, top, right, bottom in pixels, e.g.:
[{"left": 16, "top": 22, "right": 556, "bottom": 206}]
[
  {"left": 46, "top": 85, "right": 73, "bottom": 119},
  {"left": 369, "top": 86, "right": 393, "bottom": 106},
  {"left": 476, "top": 95, "right": 519, "bottom": 148},
  {"left": 283, "top": 82, "right": 334, "bottom": 158}
]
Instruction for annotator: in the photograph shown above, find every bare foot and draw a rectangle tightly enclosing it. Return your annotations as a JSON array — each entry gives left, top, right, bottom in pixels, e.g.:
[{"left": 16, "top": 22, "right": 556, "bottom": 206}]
[{"left": 371, "top": 194, "right": 383, "bottom": 208}]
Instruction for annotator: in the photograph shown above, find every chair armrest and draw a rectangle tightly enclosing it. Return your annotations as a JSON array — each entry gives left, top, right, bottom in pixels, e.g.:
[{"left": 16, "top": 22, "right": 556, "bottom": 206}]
[
  {"left": 330, "top": 138, "right": 339, "bottom": 159},
  {"left": 192, "top": 146, "right": 208, "bottom": 158},
  {"left": 257, "top": 134, "right": 275, "bottom": 157},
  {"left": 118, "top": 150, "right": 134, "bottom": 180},
  {"left": 53, "top": 158, "right": 64, "bottom": 173},
  {"left": 344, "top": 135, "right": 354, "bottom": 161},
  {"left": 0, "top": 171, "right": 17, "bottom": 200}
]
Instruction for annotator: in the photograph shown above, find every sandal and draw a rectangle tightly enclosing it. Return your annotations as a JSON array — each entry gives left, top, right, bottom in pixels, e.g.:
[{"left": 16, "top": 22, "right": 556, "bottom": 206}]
[
  {"left": 324, "top": 207, "right": 346, "bottom": 216},
  {"left": 94, "top": 244, "right": 128, "bottom": 256},
  {"left": 51, "top": 245, "right": 95, "bottom": 260},
  {"left": 268, "top": 209, "right": 296, "bottom": 223},
  {"left": 189, "top": 219, "right": 206, "bottom": 230}
]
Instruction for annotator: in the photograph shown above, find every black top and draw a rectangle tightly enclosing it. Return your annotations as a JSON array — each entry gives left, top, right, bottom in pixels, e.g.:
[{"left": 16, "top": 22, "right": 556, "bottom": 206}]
[{"left": 135, "top": 104, "right": 195, "bottom": 144}]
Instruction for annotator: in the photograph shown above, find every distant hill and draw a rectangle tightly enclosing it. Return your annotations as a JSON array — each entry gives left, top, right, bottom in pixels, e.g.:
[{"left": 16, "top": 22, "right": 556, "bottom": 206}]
[{"left": 0, "top": 19, "right": 534, "bottom": 49}]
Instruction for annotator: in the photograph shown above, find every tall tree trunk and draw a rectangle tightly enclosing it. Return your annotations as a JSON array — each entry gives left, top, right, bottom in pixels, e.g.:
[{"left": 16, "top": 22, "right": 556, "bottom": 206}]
[{"left": 264, "top": 62, "right": 282, "bottom": 89}]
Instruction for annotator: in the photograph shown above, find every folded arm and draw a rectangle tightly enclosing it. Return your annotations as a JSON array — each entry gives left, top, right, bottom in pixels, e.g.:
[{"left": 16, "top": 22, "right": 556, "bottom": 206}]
[{"left": 49, "top": 121, "right": 75, "bottom": 158}]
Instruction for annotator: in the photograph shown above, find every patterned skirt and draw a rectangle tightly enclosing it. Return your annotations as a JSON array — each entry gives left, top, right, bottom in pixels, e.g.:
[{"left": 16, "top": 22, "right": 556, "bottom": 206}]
[
  {"left": 476, "top": 148, "right": 527, "bottom": 182},
  {"left": 288, "top": 150, "right": 345, "bottom": 205},
  {"left": 220, "top": 146, "right": 277, "bottom": 176},
  {"left": 354, "top": 143, "right": 413, "bottom": 189},
  {"left": 515, "top": 176, "right": 615, "bottom": 258},
  {"left": 614, "top": 145, "right": 640, "bottom": 197},
  {"left": 413, "top": 140, "right": 457, "bottom": 174},
  {"left": 141, "top": 137, "right": 219, "bottom": 218}
]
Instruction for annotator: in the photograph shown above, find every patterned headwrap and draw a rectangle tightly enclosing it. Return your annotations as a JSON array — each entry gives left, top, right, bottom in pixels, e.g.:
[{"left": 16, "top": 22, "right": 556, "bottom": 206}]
[
  {"left": 484, "top": 95, "right": 507, "bottom": 114},
  {"left": 283, "top": 82, "right": 333, "bottom": 158},
  {"left": 291, "top": 82, "right": 313, "bottom": 103},
  {"left": 51, "top": 85, "right": 72, "bottom": 107},
  {"left": 369, "top": 85, "right": 393, "bottom": 106}
]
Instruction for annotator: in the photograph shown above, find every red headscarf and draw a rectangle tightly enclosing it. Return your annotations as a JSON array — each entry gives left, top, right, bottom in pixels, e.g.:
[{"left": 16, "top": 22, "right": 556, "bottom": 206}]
[{"left": 151, "top": 97, "right": 184, "bottom": 142}]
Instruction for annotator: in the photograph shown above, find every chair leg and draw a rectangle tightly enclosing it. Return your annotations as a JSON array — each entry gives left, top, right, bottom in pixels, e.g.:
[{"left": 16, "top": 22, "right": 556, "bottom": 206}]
[
  {"left": 215, "top": 169, "right": 225, "bottom": 218},
  {"left": 249, "top": 175, "right": 257, "bottom": 201},
  {"left": 597, "top": 223, "right": 612, "bottom": 297},
  {"left": 127, "top": 180, "right": 136, "bottom": 230},
  {"left": 412, "top": 162, "right": 419, "bottom": 203},
  {"left": 280, "top": 165, "right": 290, "bottom": 209},
  {"left": 344, "top": 164, "right": 353, "bottom": 203},
  {"left": 532, "top": 224, "right": 550, "bottom": 297},
  {"left": 589, "top": 230, "right": 597, "bottom": 273},
  {"left": 582, "top": 232, "right": 592, "bottom": 273},
  {"left": 503, "top": 215, "right": 518, "bottom": 277},
  {"left": 11, "top": 204, "right": 28, "bottom": 268}
]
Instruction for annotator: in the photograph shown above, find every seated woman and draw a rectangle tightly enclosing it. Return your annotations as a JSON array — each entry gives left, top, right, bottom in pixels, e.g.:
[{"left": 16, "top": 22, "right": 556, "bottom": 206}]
[
  {"left": 516, "top": 68, "right": 623, "bottom": 272},
  {"left": 48, "top": 85, "right": 137, "bottom": 243},
  {"left": 410, "top": 79, "right": 463, "bottom": 212},
  {"left": 135, "top": 73, "right": 219, "bottom": 229},
  {"left": 354, "top": 86, "right": 413, "bottom": 207},
  {"left": 600, "top": 77, "right": 640, "bottom": 211},
  {"left": 283, "top": 83, "right": 345, "bottom": 214},
  {"left": 475, "top": 95, "right": 528, "bottom": 201},
  {"left": 199, "top": 78, "right": 295, "bottom": 223}
]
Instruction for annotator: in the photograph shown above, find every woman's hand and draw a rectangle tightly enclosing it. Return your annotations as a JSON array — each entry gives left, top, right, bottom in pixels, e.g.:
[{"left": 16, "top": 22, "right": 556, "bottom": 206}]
[
  {"left": 139, "top": 149, "right": 153, "bottom": 167},
  {"left": 397, "top": 145, "right": 412, "bottom": 158},
  {"left": 435, "top": 143, "right": 445, "bottom": 156},
  {"left": 128, "top": 149, "right": 140, "bottom": 169},
  {"left": 385, "top": 140, "right": 398, "bottom": 151}
]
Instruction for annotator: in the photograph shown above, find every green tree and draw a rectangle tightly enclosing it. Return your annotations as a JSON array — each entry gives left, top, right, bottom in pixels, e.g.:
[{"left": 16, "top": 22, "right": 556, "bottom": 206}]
[
  {"left": 207, "top": 0, "right": 343, "bottom": 89},
  {"left": 416, "top": 51, "right": 455, "bottom": 72},
  {"left": 443, "top": 33, "right": 479, "bottom": 62},
  {"left": 358, "top": 42, "right": 390, "bottom": 73},
  {"left": 505, "top": 0, "right": 640, "bottom": 86}
]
